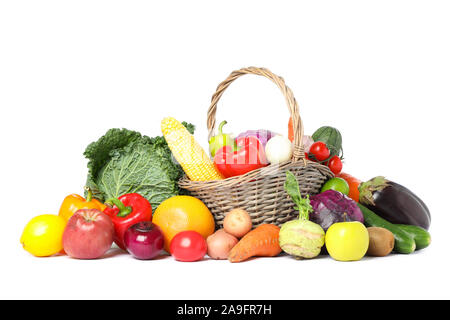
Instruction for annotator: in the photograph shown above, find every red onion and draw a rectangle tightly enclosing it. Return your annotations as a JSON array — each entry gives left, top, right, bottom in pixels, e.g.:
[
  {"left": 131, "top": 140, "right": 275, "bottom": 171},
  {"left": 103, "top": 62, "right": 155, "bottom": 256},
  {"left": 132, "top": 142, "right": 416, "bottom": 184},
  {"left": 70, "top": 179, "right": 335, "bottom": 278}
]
[
  {"left": 235, "top": 130, "right": 278, "bottom": 148},
  {"left": 124, "top": 221, "right": 164, "bottom": 260}
]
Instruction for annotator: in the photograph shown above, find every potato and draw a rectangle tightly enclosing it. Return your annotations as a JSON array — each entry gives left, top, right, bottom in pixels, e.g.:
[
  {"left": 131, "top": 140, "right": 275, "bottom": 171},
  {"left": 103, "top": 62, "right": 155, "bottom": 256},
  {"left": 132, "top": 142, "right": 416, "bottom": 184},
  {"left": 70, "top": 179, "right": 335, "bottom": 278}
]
[
  {"left": 223, "top": 208, "right": 253, "bottom": 238},
  {"left": 367, "top": 227, "right": 395, "bottom": 257},
  {"left": 206, "top": 229, "right": 238, "bottom": 260}
]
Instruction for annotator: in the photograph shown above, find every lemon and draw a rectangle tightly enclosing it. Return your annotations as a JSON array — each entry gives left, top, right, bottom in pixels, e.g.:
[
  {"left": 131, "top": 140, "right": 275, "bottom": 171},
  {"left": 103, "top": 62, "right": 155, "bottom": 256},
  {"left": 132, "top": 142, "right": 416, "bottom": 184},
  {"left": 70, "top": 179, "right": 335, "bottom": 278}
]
[{"left": 20, "top": 214, "right": 67, "bottom": 257}]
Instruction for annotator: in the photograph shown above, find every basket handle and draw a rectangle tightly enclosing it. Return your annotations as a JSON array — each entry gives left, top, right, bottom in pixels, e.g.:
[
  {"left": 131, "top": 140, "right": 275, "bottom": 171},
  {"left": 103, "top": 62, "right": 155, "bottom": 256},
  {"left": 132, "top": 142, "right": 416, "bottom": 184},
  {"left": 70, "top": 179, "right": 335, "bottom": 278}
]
[{"left": 207, "top": 67, "right": 305, "bottom": 162}]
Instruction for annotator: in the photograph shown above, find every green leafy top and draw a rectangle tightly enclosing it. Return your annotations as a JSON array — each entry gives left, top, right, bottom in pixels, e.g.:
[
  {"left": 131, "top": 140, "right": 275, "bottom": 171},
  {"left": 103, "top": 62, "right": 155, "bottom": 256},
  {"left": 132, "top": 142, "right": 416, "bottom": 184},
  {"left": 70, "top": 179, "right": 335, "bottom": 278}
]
[
  {"left": 84, "top": 122, "right": 195, "bottom": 210},
  {"left": 284, "top": 170, "right": 313, "bottom": 220}
]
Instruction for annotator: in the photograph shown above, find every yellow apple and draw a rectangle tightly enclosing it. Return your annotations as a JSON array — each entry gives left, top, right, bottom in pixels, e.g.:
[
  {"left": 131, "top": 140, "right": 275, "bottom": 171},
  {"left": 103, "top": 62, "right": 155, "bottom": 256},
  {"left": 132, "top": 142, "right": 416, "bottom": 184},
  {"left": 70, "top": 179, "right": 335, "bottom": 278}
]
[{"left": 325, "top": 221, "right": 369, "bottom": 261}]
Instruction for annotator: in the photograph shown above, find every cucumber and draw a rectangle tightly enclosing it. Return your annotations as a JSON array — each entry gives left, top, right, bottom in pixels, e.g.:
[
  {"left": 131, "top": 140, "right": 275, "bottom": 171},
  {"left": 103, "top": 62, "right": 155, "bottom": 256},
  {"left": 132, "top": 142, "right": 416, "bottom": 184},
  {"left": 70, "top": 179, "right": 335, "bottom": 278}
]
[
  {"left": 357, "top": 203, "right": 416, "bottom": 254},
  {"left": 397, "top": 224, "right": 431, "bottom": 250}
]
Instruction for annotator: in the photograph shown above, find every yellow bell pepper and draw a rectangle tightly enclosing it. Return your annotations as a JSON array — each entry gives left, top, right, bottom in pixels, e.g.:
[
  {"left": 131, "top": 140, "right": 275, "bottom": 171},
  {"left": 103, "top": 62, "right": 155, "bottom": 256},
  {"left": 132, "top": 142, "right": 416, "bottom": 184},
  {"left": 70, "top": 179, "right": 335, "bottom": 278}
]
[{"left": 58, "top": 188, "right": 106, "bottom": 221}]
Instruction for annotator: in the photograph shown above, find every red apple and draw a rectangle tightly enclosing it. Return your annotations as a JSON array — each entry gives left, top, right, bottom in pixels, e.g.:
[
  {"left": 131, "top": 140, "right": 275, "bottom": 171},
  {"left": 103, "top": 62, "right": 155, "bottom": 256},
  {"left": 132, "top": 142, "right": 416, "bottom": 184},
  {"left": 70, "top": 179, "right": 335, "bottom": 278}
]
[{"left": 63, "top": 209, "right": 114, "bottom": 259}]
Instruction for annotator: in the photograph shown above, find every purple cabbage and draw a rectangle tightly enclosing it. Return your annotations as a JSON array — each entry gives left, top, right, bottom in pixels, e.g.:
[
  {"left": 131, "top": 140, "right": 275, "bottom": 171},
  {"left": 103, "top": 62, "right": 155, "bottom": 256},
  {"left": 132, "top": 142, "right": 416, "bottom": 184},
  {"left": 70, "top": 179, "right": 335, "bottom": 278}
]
[
  {"left": 236, "top": 130, "right": 278, "bottom": 148},
  {"left": 309, "top": 190, "right": 364, "bottom": 231}
]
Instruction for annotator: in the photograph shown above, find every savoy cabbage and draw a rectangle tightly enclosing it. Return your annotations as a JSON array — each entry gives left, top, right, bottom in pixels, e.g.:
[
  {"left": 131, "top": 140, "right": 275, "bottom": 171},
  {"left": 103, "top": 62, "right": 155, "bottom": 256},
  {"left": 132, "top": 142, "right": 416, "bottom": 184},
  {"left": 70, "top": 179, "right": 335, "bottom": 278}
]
[{"left": 84, "top": 123, "right": 194, "bottom": 210}]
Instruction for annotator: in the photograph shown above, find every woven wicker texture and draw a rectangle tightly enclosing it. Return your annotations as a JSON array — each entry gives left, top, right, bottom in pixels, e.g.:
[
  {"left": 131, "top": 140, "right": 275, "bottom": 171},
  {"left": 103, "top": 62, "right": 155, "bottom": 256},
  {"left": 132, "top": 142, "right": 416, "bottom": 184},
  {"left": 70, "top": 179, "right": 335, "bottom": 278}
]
[{"left": 179, "top": 67, "right": 333, "bottom": 227}]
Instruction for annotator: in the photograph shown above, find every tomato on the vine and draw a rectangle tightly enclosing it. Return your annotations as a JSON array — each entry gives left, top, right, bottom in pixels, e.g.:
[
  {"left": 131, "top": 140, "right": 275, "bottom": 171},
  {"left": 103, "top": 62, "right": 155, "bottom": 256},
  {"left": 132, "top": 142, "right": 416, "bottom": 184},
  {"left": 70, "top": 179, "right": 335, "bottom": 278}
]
[
  {"left": 304, "top": 152, "right": 311, "bottom": 161},
  {"left": 328, "top": 155, "right": 343, "bottom": 175},
  {"left": 309, "top": 142, "right": 330, "bottom": 161}
]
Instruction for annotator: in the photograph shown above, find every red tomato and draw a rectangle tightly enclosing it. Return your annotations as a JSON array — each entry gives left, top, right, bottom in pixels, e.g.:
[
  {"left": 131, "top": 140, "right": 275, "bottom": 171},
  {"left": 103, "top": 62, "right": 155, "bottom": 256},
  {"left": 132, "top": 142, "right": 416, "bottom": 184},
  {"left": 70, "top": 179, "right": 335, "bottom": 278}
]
[
  {"left": 309, "top": 142, "right": 330, "bottom": 161},
  {"left": 170, "top": 231, "right": 207, "bottom": 262},
  {"left": 328, "top": 155, "right": 343, "bottom": 175}
]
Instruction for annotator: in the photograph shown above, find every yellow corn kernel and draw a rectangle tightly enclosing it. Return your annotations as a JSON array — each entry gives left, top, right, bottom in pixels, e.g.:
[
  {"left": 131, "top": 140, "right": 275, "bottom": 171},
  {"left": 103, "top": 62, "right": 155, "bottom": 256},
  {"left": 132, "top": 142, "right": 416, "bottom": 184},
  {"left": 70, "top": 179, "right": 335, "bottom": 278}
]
[{"left": 161, "top": 117, "right": 223, "bottom": 181}]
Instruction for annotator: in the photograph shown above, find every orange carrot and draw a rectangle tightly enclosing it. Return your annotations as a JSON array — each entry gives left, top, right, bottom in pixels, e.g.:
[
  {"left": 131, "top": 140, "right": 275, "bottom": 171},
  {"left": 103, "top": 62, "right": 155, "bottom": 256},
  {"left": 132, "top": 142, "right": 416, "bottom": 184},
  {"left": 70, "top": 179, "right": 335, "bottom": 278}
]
[
  {"left": 228, "top": 224, "right": 281, "bottom": 263},
  {"left": 288, "top": 117, "right": 294, "bottom": 142}
]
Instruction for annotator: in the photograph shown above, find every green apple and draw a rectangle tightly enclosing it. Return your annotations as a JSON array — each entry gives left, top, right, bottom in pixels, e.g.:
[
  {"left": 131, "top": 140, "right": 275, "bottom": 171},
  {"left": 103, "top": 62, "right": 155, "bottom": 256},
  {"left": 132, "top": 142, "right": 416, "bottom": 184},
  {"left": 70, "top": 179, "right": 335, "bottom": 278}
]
[{"left": 325, "top": 221, "right": 369, "bottom": 261}]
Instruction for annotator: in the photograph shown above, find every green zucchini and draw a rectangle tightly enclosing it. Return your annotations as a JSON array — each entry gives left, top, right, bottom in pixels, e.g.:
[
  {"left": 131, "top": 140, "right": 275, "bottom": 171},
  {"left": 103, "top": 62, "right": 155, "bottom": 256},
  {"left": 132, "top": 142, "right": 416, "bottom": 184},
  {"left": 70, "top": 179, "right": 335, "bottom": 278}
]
[
  {"left": 357, "top": 203, "right": 416, "bottom": 254},
  {"left": 397, "top": 224, "right": 431, "bottom": 250}
]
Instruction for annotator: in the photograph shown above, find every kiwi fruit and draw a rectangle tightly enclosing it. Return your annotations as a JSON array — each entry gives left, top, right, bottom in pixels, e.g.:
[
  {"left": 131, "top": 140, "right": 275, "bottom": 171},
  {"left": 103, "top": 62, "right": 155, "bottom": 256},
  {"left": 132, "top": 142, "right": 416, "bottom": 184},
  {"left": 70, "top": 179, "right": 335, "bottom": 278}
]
[{"left": 367, "top": 227, "right": 395, "bottom": 257}]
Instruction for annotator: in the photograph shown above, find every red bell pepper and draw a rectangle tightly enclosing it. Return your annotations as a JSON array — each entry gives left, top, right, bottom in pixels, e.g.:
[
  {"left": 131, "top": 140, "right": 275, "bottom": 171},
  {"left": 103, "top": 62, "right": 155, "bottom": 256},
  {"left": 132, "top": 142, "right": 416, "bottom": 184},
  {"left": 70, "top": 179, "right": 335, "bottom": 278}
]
[
  {"left": 104, "top": 193, "right": 152, "bottom": 250},
  {"left": 213, "top": 136, "right": 268, "bottom": 178}
]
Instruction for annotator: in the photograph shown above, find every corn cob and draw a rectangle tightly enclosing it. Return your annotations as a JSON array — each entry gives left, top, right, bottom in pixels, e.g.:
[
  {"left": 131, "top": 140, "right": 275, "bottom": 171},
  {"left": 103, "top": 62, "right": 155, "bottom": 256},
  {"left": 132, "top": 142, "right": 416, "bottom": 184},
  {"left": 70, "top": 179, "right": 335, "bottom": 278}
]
[{"left": 161, "top": 117, "right": 223, "bottom": 181}]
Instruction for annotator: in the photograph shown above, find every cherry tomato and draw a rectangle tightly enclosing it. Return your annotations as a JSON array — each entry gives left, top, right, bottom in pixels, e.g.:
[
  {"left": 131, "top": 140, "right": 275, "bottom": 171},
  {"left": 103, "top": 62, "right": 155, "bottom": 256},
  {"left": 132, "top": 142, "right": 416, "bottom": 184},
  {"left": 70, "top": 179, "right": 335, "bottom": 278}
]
[
  {"left": 170, "top": 231, "right": 207, "bottom": 262},
  {"left": 309, "top": 142, "right": 330, "bottom": 161},
  {"left": 328, "top": 155, "right": 343, "bottom": 175}
]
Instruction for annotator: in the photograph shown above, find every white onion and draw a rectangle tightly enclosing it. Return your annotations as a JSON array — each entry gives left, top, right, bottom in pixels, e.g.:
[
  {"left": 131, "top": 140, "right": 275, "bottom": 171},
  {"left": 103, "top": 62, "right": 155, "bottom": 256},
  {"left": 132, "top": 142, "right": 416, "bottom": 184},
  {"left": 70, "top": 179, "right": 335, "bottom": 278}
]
[{"left": 265, "top": 135, "right": 293, "bottom": 164}]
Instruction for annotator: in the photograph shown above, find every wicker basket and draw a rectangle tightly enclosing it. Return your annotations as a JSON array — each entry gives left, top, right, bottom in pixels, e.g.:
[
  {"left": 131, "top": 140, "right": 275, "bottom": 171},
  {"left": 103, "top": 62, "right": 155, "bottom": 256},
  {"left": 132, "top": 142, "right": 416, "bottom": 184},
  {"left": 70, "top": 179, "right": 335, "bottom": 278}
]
[{"left": 179, "top": 67, "right": 333, "bottom": 227}]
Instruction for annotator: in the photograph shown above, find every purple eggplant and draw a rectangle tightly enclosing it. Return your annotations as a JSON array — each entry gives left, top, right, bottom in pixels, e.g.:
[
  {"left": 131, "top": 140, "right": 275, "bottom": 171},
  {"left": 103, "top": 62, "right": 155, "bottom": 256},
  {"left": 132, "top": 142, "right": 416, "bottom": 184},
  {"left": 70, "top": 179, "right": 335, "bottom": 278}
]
[{"left": 359, "top": 176, "right": 431, "bottom": 230}]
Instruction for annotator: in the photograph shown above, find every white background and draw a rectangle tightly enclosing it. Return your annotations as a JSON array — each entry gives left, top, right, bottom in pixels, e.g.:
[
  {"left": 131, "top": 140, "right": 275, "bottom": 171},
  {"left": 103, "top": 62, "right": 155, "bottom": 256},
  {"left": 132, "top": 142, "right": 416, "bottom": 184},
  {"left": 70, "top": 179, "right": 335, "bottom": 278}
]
[{"left": 1, "top": 1, "right": 449, "bottom": 300}]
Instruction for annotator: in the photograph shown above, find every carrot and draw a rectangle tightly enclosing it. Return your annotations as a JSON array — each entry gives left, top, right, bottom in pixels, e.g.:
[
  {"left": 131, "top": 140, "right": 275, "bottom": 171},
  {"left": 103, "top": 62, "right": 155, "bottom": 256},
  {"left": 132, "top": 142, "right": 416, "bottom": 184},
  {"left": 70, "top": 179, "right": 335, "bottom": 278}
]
[
  {"left": 288, "top": 117, "right": 294, "bottom": 142},
  {"left": 336, "top": 172, "right": 361, "bottom": 202},
  {"left": 228, "top": 224, "right": 281, "bottom": 263}
]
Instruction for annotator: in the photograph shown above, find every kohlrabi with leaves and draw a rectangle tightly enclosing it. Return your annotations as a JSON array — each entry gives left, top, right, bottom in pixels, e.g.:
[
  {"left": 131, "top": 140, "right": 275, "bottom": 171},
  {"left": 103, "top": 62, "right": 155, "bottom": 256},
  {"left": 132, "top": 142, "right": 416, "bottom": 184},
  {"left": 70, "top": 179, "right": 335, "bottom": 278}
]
[{"left": 279, "top": 171, "right": 325, "bottom": 259}]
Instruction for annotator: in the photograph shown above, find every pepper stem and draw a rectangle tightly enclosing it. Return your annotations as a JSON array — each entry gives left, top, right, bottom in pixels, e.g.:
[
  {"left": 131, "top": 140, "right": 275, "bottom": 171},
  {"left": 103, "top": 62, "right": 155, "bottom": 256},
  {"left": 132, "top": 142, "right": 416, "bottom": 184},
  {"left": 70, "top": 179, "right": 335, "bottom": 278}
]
[
  {"left": 84, "top": 186, "right": 93, "bottom": 202},
  {"left": 105, "top": 198, "right": 133, "bottom": 217},
  {"left": 218, "top": 120, "right": 227, "bottom": 135}
]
